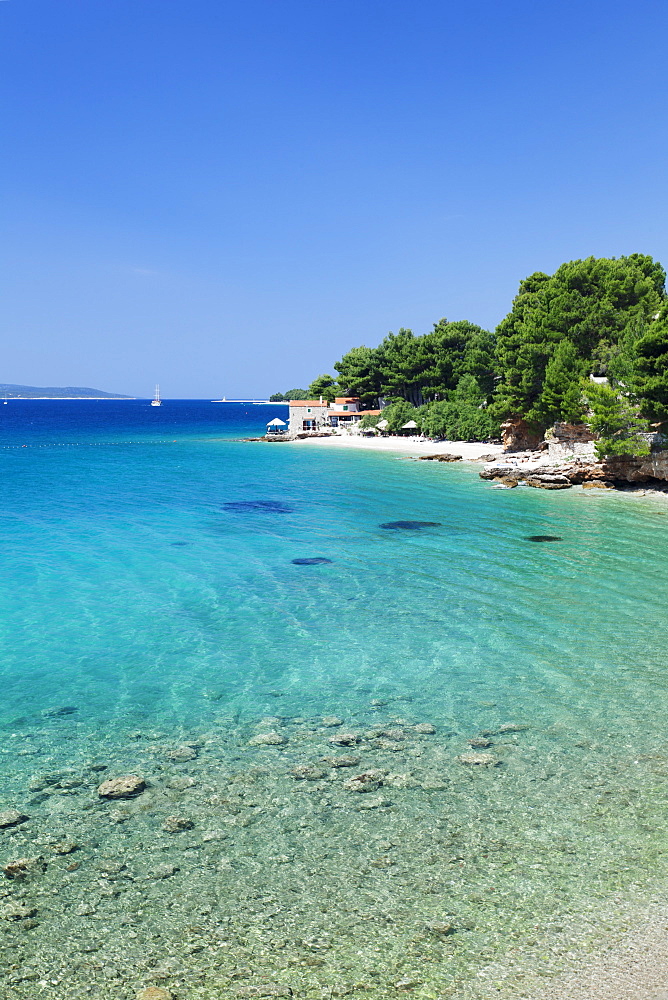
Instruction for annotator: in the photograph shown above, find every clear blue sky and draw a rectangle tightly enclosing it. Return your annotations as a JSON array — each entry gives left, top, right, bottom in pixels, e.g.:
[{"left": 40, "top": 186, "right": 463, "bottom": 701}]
[{"left": 2, "top": 0, "right": 667, "bottom": 397}]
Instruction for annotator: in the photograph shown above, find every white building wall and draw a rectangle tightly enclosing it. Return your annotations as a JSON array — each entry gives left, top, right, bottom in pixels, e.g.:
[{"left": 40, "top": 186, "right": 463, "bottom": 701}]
[{"left": 288, "top": 405, "right": 330, "bottom": 434}]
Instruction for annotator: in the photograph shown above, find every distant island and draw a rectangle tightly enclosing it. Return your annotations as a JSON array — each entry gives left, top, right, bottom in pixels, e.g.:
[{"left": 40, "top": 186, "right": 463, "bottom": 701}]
[{"left": 0, "top": 383, "right": 133, "bottom": 399}]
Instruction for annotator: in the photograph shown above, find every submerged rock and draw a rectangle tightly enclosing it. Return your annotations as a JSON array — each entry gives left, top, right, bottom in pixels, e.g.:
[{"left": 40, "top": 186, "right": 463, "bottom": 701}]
[
  {"left": 248, "top": 732, "right": 288, "bottom": 747},
  {"left": 3, "top": 857, "right": 46, "bottom": 880},
  {"left": 374, "top": 738, "right": 405, "bottom": 751},
  {"left": 291, "top": 764, "right": 327, "bottom": 781},
  {"left": 525, "top": 535, "right": 563, "bottom": 542},
  {"left": 467, "top": 737, "right": 493, "bottom": 748},
  {"left": 136, "top": 988, "right": 174, "bottom": 1000},
  {"left": 394, "top": 977, "right": 422, "bottom": 990},
  {"left": 41, "top": 705, "right": 78, "bottom": 718},
  {"left": 162, "top": 815, "right": 195, "bottom": 833},
  {"left": 291, "top": 557, "right": 332, "bottom": 565},
  {"left": 342, "top": 770, "right": 385, "bottom": 793},
  {"left": 1, "top": 903, "right": 37, "bottom": 921},
  {"left": 321, "top": 715, "right": 343, "bottom": 727},
  {"left": 380, "top": 728, "right": 405, "bottom": 741},
  {"left": 97, "top": 775, "right": 146, "bottom": 799},
  {"left": 427, "top": 921, "right": 455, "bottom": 938},
  {"left": 50, "top": 841, "right": 78, "bottom": 855},
  {"left": 458, "top": 752, "right": 497, "bottom": 766},
  {"left": 327, "top": 732, "right": 361, "bottom": 746},
  {"left": 149, "top": 863, "right": 180, "bottom": 880},
  {"left": 96, "top": 859, "right": 126, "bottom": 876},
  {"left": 0, "top": 809, "right": 28, "bottom": 828},
  {"left": 167, "top": 744, "right": 198, "bottom": 762},
  {"left": 524, "top": 475, "right": 572, "bottom": 490},
  {"left": 379, "top": 520, "right": 442, "bottom": 530},
  {"left": 321, "top": 755, "right": 361, "bottom": 768},
  {"left": 413, "top": 723, "right": 436, "bottom": 734}
]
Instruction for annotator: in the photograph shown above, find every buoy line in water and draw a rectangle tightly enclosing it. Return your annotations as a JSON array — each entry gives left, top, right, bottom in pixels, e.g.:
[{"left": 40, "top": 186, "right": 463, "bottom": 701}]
[{"left": 0, "top": 440, "right": 178, "bottom": 449}]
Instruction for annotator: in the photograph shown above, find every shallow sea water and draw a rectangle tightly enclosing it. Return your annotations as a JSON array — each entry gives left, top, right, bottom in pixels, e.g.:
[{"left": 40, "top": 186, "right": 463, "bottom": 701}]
[{"left": 1, "top": 401, "right": 668, "bottom": 999}]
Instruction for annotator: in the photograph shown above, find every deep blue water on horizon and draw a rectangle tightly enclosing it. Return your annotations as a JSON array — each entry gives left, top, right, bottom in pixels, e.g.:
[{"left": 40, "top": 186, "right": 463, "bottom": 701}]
[{"left": 0, "top": 397, "right": 289, "bottom": 446}]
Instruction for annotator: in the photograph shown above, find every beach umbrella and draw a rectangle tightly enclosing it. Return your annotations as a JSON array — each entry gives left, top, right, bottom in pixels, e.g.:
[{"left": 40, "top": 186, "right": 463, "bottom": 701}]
[
  {"left": 376, "top": 418, "right": 389, "bottom": 429},
  {"left": 401, "top": 420, "right": 418, "bottom": 429},
  {"left": 266, "top": 417, "right": 287, "bottom": 426}
]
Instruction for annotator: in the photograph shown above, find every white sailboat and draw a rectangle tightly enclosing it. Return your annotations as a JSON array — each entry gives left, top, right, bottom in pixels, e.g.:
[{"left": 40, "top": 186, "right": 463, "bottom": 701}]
[{"left": 151, "top": 384, "right": 162, "bottom": 407}]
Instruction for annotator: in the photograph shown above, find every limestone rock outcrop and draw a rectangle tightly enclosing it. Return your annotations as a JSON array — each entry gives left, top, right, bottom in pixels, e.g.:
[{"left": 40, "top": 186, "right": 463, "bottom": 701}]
[
  {"left": 500, "top": 418, "right": 543, "bottom": 452},
  {"left": 481, "top": 449, "right": 668, "bottom": 488}
]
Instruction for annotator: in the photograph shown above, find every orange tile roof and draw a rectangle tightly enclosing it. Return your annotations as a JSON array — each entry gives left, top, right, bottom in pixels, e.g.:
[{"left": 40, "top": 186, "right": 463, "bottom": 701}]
[{"left": 334, "top": 397, "right": 359, "bottom": 404}]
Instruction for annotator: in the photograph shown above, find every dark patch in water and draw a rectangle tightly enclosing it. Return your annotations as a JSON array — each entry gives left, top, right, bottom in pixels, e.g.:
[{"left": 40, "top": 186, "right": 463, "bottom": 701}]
[
  {"left": 170, "top": 541, "right": 190, "bottom": 546},
  {"left": 291, "top": 557, "right": 333, "bottom": 565},
  {"left": 223, "top": 500, "right": 294, "bottom": 513},
  {"left": 525, "top": 535, "right": 563, "bottom": 542},
  {"left": 41, "top": 706, "right": 78, "bottom": 718},
  {"left": 4, "top": 716, "right": 30, "bottom": 730},
  {"left": 380, "top": 520, "right": 442, "bottom": 530}
]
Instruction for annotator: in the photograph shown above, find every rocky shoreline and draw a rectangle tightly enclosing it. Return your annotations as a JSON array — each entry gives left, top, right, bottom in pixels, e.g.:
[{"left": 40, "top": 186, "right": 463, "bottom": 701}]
[{"left": 479, "top": 450, "right": 668, "bottom": 492}]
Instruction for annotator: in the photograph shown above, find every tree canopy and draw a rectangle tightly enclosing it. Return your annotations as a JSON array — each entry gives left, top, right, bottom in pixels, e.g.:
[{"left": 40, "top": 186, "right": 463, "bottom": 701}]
[
  {"left": 493, "top": 254, "right": 666, "bottom": 429},
  {"left": 307, "top": 374, "right": 338, "bottom": 402},
  {"left": 300, "top": 253, "right": 668, "bottom": 450},
  {"left": 634, "top": 302, "right": 668, "bottom": 423},
  {"left": 334, "top": 319, "right": 496, "bottom": 409},
  {"left": 269, "top": 388, "right": 310, "bottom": 401}
]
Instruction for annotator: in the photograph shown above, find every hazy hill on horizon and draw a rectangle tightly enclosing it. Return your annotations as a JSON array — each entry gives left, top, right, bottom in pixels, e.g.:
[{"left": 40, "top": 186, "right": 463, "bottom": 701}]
[{"left": 0, "top": 383, "right": 134, "bottom": 399}]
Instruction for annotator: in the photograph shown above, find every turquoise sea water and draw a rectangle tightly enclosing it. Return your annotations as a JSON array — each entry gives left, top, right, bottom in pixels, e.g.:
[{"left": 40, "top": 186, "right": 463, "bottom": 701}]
[{"left": 1, "top": 400, "right": 668, "bottom": 999}]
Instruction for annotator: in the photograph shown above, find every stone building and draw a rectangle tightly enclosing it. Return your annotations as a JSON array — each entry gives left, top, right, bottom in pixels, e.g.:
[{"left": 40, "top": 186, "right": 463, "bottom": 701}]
[{"left": 287, "top": 400, "right": 331, "bottom": 434}]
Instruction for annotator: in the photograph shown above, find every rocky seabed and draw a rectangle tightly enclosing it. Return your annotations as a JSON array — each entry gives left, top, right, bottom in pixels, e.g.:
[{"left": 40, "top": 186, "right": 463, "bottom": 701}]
[{"left": 2, "top": 700, "right": 668, "bottom": 1000}]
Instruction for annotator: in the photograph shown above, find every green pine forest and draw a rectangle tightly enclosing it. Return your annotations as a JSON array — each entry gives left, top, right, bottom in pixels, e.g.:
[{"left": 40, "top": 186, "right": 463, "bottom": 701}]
[{"left": 273, "top": 255, "right": 668, "bottom": 458}]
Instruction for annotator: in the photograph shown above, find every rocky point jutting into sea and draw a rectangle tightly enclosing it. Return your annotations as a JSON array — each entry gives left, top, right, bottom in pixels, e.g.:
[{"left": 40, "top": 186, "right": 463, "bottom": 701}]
[{"left": 479, "top": 420, "right": 668, "bottom": 493}]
